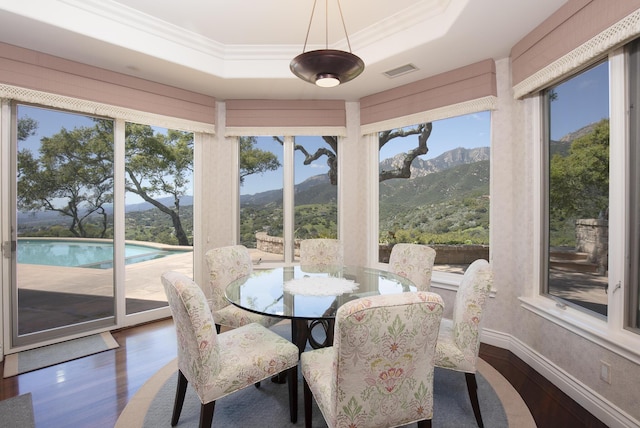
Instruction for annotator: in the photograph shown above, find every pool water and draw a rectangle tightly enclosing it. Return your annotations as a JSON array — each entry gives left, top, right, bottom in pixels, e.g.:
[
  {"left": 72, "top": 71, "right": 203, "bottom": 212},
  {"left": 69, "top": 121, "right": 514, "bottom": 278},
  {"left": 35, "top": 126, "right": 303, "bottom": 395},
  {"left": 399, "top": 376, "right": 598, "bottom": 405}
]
[{"left": 17, "top": 239, "right": 190, "bottom": 269}]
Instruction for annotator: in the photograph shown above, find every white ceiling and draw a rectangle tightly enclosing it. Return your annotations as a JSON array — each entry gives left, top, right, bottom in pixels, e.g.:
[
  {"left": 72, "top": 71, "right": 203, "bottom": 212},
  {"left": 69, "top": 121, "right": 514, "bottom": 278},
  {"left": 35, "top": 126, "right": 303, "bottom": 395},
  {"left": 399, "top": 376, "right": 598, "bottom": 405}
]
[{"left": 0, "top": 0, "right": 567, "bottom": 101}]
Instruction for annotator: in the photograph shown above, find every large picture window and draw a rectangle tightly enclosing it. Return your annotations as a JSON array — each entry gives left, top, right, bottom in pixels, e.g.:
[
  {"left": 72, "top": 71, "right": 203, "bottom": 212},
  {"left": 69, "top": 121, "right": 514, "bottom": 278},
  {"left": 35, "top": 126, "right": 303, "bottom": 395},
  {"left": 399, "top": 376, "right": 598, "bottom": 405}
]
[
  {"left": 377, "top": 112, "right": 490, "bottom": 273},
  {"left": 239, "top": 135, "right": 337, "bottom": 265},
  {"left": 544, "top": 62, "right": 609, "bottom": 317}
]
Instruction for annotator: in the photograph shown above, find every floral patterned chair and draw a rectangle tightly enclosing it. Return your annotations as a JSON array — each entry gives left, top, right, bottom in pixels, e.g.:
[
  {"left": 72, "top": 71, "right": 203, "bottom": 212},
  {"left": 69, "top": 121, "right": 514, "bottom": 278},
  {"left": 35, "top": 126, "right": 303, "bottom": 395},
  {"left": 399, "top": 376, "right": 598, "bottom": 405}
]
[
  {"left": 161, "top": 271, "right": 299, "bottom": 428},
  {"left": 299, "top": 239, "right": 343, "bottom": 267},
  {"left": 299, "top": 239, "right": 344, "bottom": 346},
  {"left": 301, "top": 291, "right": 444, "bottom": 428},
  {"left": 388, "top": 243, "right": 437, "bottom": 291},
  {"left": 205, "top": 245, "right": 280, "bottom": 332},
  {"left": 434, "top": 258, "right": 493, "bottom": 428}
]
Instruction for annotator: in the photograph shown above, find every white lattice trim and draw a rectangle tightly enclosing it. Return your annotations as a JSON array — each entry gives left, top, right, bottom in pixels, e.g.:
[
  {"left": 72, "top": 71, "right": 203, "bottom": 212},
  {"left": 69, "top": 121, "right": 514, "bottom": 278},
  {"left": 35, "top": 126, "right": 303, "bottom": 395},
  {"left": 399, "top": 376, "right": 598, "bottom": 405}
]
[
  {"left": 514, "top": 9, "right": 640, "bottom": 99},
  {"left": 0, "top": 83, "right": 216, "bottom": 134},
  {"left": 360, "top": 96, "right": 497, "bottom": 135}
]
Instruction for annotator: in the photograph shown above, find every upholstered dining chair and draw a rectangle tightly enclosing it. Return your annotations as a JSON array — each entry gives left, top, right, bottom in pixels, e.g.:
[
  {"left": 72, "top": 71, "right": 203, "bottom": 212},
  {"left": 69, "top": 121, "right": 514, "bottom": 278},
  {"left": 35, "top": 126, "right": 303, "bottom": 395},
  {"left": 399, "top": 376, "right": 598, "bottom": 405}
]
[
  {"left": 161, "top": 271, "right": 299, "bottom": 428},
  {"left": 301, "top": 291, "right": 444, "bottom": 428},
  {"left": 205, "top": 245, "right": 280, "bottom": 333},
  {"left": 434, "top": 258, "right": 493, "bottom": 428},
  {"left": 388, "top": 243, "right": 437, "bottom": 291},
  {"left": 299, "top": 238, "right": 343, "bottom": 267}
]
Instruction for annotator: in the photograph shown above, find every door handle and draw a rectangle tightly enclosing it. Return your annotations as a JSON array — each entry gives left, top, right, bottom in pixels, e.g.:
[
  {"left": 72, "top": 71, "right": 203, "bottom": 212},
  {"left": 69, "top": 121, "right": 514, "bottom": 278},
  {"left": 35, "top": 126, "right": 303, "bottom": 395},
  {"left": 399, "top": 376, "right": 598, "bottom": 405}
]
[{"left": 1, "top": 240, "right": 16, "bottom": 258}]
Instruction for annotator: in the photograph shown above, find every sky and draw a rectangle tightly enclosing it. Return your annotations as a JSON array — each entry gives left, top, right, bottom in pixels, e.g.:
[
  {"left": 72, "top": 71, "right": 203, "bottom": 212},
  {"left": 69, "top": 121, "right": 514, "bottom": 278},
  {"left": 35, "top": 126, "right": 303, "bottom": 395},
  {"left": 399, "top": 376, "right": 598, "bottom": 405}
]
[
  {"left": 17, "top": 61, "right": 609, "bottom": 201},
  {"left": 549, "top": 61, "right": 609, "bottom": 140},
  {"left": 242, "top": 111, "right": 492, "bottom": 195},
  {"left": 17, "top": 105, "right": 179, "bottom": 205}
]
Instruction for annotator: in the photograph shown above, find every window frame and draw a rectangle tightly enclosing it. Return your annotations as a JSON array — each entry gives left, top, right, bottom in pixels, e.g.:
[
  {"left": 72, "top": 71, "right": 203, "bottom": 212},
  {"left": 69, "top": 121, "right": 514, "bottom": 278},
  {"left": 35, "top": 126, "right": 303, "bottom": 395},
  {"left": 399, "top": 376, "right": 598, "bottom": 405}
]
[
  {"left": 368, "top": 111, "right": 494, "bottom": 293},
  {"left": 520, "top": 46, "right": 640, "bottom": 365},
  {"left": 236, "top": 134, "right": 340, "bottom": 265}
]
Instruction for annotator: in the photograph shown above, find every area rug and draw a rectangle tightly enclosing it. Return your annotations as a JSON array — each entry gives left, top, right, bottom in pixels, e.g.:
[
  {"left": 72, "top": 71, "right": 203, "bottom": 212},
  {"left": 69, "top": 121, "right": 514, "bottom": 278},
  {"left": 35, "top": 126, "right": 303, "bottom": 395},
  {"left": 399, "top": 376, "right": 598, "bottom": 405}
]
[
  {"left": 3, "top": 332, "right": 119, "bottom": 377},
  {"left": 116, "top": 323, "right": 534, "bottom": 427},
  {"left": 0, "top": 393, "right": 36, "bottom": 428}
]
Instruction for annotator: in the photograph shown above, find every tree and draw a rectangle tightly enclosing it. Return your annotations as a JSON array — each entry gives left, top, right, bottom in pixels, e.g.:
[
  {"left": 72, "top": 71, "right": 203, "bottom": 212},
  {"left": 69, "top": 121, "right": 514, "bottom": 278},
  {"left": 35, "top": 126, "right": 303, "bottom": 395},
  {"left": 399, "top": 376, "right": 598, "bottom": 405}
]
[
  {"left": 273, "top": 123, "right": 433, "bottom": 186},
  {"left": 549, "top": 119, "right": 609, "bottom": 219},
  {"left": 17, "top": 125, "right": 114, "bottom": 238},
  {"left": 240, "top": 136, "right": 281, "bottom": 184},
  {"left": 18, "top": 115, "right": 38, "bottom": 141},
  {"left": 379, "top": 123, "right": 433, "bottom": 181},
  {"left": 122, "top": 123, "right": 194, "bottom": 246}
]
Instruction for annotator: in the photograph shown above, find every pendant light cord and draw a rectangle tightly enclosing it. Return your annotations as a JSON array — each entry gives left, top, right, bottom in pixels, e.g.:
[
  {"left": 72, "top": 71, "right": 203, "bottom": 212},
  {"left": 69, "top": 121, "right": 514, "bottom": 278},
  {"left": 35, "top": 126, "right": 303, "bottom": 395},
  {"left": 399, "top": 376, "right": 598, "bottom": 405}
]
[
  {"left": 336, "top": 0, "right": 353, "bottom": 53},
  {"left": 301, "top": 0, "right": 353, "bottom": 53},
  {"left": 301, "top": 0, "right": 317, "bottom": 53}
]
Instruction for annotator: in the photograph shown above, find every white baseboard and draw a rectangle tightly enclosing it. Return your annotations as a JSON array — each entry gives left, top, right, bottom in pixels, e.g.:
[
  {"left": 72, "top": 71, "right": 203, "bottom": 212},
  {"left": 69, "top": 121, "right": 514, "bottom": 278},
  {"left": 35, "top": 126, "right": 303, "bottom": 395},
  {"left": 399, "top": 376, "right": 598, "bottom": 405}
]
[{"left": 481, "top": 328, "right": 639, "bottom": 428}]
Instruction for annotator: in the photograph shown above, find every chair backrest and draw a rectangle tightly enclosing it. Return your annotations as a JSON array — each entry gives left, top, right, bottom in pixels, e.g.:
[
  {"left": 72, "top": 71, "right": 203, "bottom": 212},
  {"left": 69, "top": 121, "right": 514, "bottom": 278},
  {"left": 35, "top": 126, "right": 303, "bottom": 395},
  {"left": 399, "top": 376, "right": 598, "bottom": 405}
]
[
  {"left": 452, "top": 259, "right": 492, "bottom": 364},
  {"left": 299, "top": 239, "right": 343, "bottom": 267},
  {"left": 332, "top": 291, "right": 444, "bottom": 427},
  {"left": 204, "top": 245, "right": 253, "bottom": 313},
  {"left": 388, "top": 243, "right": 436, "bottom": 291},
  {"left": 161, "top": 271, "right": 220, "bottom": 394}
]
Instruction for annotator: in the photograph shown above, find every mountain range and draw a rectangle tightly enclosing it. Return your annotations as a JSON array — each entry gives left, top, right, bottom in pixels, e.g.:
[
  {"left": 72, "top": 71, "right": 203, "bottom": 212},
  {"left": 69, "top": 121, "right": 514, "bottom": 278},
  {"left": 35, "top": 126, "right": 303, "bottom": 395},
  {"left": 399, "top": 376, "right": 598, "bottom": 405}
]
[
  {"left": 241, "top": 146, "right": 490, "bottom": 207},
  {"left": 18, "top": 146, "right": 489, "bottom": 224}
]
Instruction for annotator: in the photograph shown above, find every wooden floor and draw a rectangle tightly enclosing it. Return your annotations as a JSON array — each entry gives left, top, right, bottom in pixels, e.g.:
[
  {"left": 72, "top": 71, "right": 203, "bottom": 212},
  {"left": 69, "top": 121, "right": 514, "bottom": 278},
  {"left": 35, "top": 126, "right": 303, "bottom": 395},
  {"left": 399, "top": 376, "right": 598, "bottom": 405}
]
[{"left": 0, "top": 318, "right": 607, "bottom": 428}]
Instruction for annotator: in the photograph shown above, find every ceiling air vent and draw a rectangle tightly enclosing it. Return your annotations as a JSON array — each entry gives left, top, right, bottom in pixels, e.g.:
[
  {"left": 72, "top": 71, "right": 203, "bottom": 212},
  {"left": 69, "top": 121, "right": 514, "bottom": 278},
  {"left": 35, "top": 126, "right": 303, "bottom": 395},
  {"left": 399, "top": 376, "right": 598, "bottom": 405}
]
[{"left": 383, "top": 63, "right": 418, "bottom": 78}]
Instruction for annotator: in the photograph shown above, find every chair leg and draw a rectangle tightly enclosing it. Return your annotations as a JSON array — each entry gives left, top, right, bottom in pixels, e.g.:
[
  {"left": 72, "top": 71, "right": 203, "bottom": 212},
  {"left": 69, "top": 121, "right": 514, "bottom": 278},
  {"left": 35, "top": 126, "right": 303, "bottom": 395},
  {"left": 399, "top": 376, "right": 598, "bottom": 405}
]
[
  {"left": 287, "top": 366, "right": 298, "bottom": 423},
  {"left": 417, "top": 419, "right": 432, "bottom": 428},
  {"left": 465, "top": 372, "right": 484, "bottom": 428},
  {"left": 171, "top": 370, "right": 189, "bottom": 426},
  {"left": 303, "top": 377, "right": 313, "bottom": 428},
  {"left": 199, "top": 401, "right": 215, "bottom": 428}
]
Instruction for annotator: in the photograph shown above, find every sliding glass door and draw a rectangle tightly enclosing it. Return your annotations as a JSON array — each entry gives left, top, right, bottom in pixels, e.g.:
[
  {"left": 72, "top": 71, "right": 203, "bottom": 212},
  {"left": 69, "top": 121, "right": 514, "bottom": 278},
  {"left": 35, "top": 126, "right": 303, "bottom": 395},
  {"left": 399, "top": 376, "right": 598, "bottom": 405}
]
[
  {"left": 9, "top": 104, "right": 194, "bottom": 348},
  {"left": 12, "top": 104, "right": 116, "bottom": 346}
]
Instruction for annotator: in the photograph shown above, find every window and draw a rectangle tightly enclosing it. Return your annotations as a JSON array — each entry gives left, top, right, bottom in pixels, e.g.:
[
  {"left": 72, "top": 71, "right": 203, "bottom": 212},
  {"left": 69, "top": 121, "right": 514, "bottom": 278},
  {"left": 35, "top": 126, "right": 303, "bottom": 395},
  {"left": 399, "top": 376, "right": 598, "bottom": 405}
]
[
  {"left": 377, "top": 113, "right": 491, "bottom": 273},
  {"left": 124, "top": 122, "right": 194, "bottom": 315},
  {"left": 544, "top": 62, "right": 609, "bottom": 318},
  {"left": 531, "top": 37, "right": 640, "bottom": 350},
  {"left": 15, "top": 105, "right": 116, "bottom": 341},
  {"left": 239, "top": 135, "right": 338, "bottom": 264},
  {"left": 12, "top": 104, "right": 195, "bottom": 345}
]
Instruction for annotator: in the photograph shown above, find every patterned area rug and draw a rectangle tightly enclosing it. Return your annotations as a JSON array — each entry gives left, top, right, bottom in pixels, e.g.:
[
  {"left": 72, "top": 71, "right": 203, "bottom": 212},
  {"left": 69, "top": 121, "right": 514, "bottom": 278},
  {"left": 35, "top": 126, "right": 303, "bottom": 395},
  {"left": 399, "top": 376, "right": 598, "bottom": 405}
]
[{"left": 116, "top": 322, "right": 535, "bottom": 427}]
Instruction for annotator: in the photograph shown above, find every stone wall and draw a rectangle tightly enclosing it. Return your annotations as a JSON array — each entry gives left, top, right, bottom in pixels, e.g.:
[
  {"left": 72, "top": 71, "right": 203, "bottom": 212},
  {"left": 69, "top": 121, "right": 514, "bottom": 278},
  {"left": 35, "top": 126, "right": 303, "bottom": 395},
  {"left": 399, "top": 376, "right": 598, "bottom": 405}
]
[
  {"left": 378, "top": 244, "right": 489, "bottom": 264},
  {"left": 256, "top": 232, "right": 488, "bottom": 265},
  {"left": 255, "top": 232, "right": 300, "bottom": 256},
  {"left": 575, "top": 218, "right": 608, "bottom": 273}
]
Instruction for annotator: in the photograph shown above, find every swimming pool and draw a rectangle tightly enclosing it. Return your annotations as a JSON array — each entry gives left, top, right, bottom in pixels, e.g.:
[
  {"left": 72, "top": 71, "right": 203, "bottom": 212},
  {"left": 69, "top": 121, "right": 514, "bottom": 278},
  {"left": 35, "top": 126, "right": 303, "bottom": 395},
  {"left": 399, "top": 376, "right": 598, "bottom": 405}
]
[{"left": 17, "top": 239, "right": 191, "bottom": 269}]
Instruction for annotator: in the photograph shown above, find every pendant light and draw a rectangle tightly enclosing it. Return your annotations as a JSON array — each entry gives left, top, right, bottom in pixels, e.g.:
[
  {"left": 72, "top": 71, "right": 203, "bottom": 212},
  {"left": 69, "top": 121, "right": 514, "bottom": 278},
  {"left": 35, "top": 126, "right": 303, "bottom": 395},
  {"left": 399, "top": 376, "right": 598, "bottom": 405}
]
[{"left": 290, "top": 0, "right": 365, "bottom": 87}]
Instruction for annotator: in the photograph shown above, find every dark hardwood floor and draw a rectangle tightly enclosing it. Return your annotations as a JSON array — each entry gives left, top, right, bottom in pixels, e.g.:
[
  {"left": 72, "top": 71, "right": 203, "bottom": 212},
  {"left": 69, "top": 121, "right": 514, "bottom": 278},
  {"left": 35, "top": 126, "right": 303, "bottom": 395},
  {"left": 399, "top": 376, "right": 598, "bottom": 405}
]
[
  {"left": 0, "top": 318, "right": 177, "bottom": 428},
  {"left": 0, "top": 319, "right": 607, "bottom": 428}
]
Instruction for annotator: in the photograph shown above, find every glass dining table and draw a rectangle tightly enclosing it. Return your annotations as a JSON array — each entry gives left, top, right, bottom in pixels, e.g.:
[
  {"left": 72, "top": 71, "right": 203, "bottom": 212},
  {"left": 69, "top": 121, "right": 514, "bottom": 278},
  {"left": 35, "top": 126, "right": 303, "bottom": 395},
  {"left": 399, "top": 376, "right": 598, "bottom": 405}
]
[{"left": 225, "top": 264, "right": 416, "bottom": 354}]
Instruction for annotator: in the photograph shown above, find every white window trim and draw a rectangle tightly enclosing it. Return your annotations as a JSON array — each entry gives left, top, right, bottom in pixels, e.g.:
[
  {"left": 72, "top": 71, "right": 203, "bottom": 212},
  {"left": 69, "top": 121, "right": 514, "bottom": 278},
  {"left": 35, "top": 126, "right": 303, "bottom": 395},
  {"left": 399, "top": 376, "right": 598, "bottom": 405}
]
[
  {"left": 367, "top": 105, "right": 493, "bottom": 289},
  {"left": 521, "top": 47, "right": 640, "bottom": 365},
  {"left": 1, "top": 95, "right": 194, "bottom": 349}
]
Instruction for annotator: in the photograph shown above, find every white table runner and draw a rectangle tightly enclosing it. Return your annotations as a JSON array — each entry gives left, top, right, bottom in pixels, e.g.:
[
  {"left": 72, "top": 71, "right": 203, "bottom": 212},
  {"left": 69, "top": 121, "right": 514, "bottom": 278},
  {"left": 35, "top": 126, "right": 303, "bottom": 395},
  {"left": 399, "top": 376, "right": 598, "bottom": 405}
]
[{"left": 283, "top": 276, "right": 359, "bottom": 296}]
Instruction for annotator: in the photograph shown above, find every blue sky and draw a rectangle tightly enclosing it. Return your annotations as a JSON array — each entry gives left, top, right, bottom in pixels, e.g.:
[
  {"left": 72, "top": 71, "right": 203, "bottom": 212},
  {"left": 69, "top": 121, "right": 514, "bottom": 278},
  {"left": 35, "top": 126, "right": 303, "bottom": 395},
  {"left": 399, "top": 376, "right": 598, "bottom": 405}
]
[
  {"left": 18, "top": 61, "right": 610, "bottom": 200},
  {"left": 549, "top": 61, "right": 609, "bottom": 140},
  {"left": 242, "top": 111, "right": 492, "bottom": 195},
  {"left": 18, "top": 106, "right": 493, "bottom": 197}
]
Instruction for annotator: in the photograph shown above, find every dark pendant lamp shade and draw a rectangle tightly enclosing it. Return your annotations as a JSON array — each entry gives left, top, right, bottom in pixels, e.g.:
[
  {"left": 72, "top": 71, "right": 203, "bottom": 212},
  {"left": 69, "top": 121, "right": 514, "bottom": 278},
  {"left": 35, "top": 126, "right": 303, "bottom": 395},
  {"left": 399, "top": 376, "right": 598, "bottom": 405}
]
[
  {"left": 290, "top": 49, "right": 364, "bottom": 87},
  {"left": 291, "top": 0, "right": 365, "bottom": 87}
]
